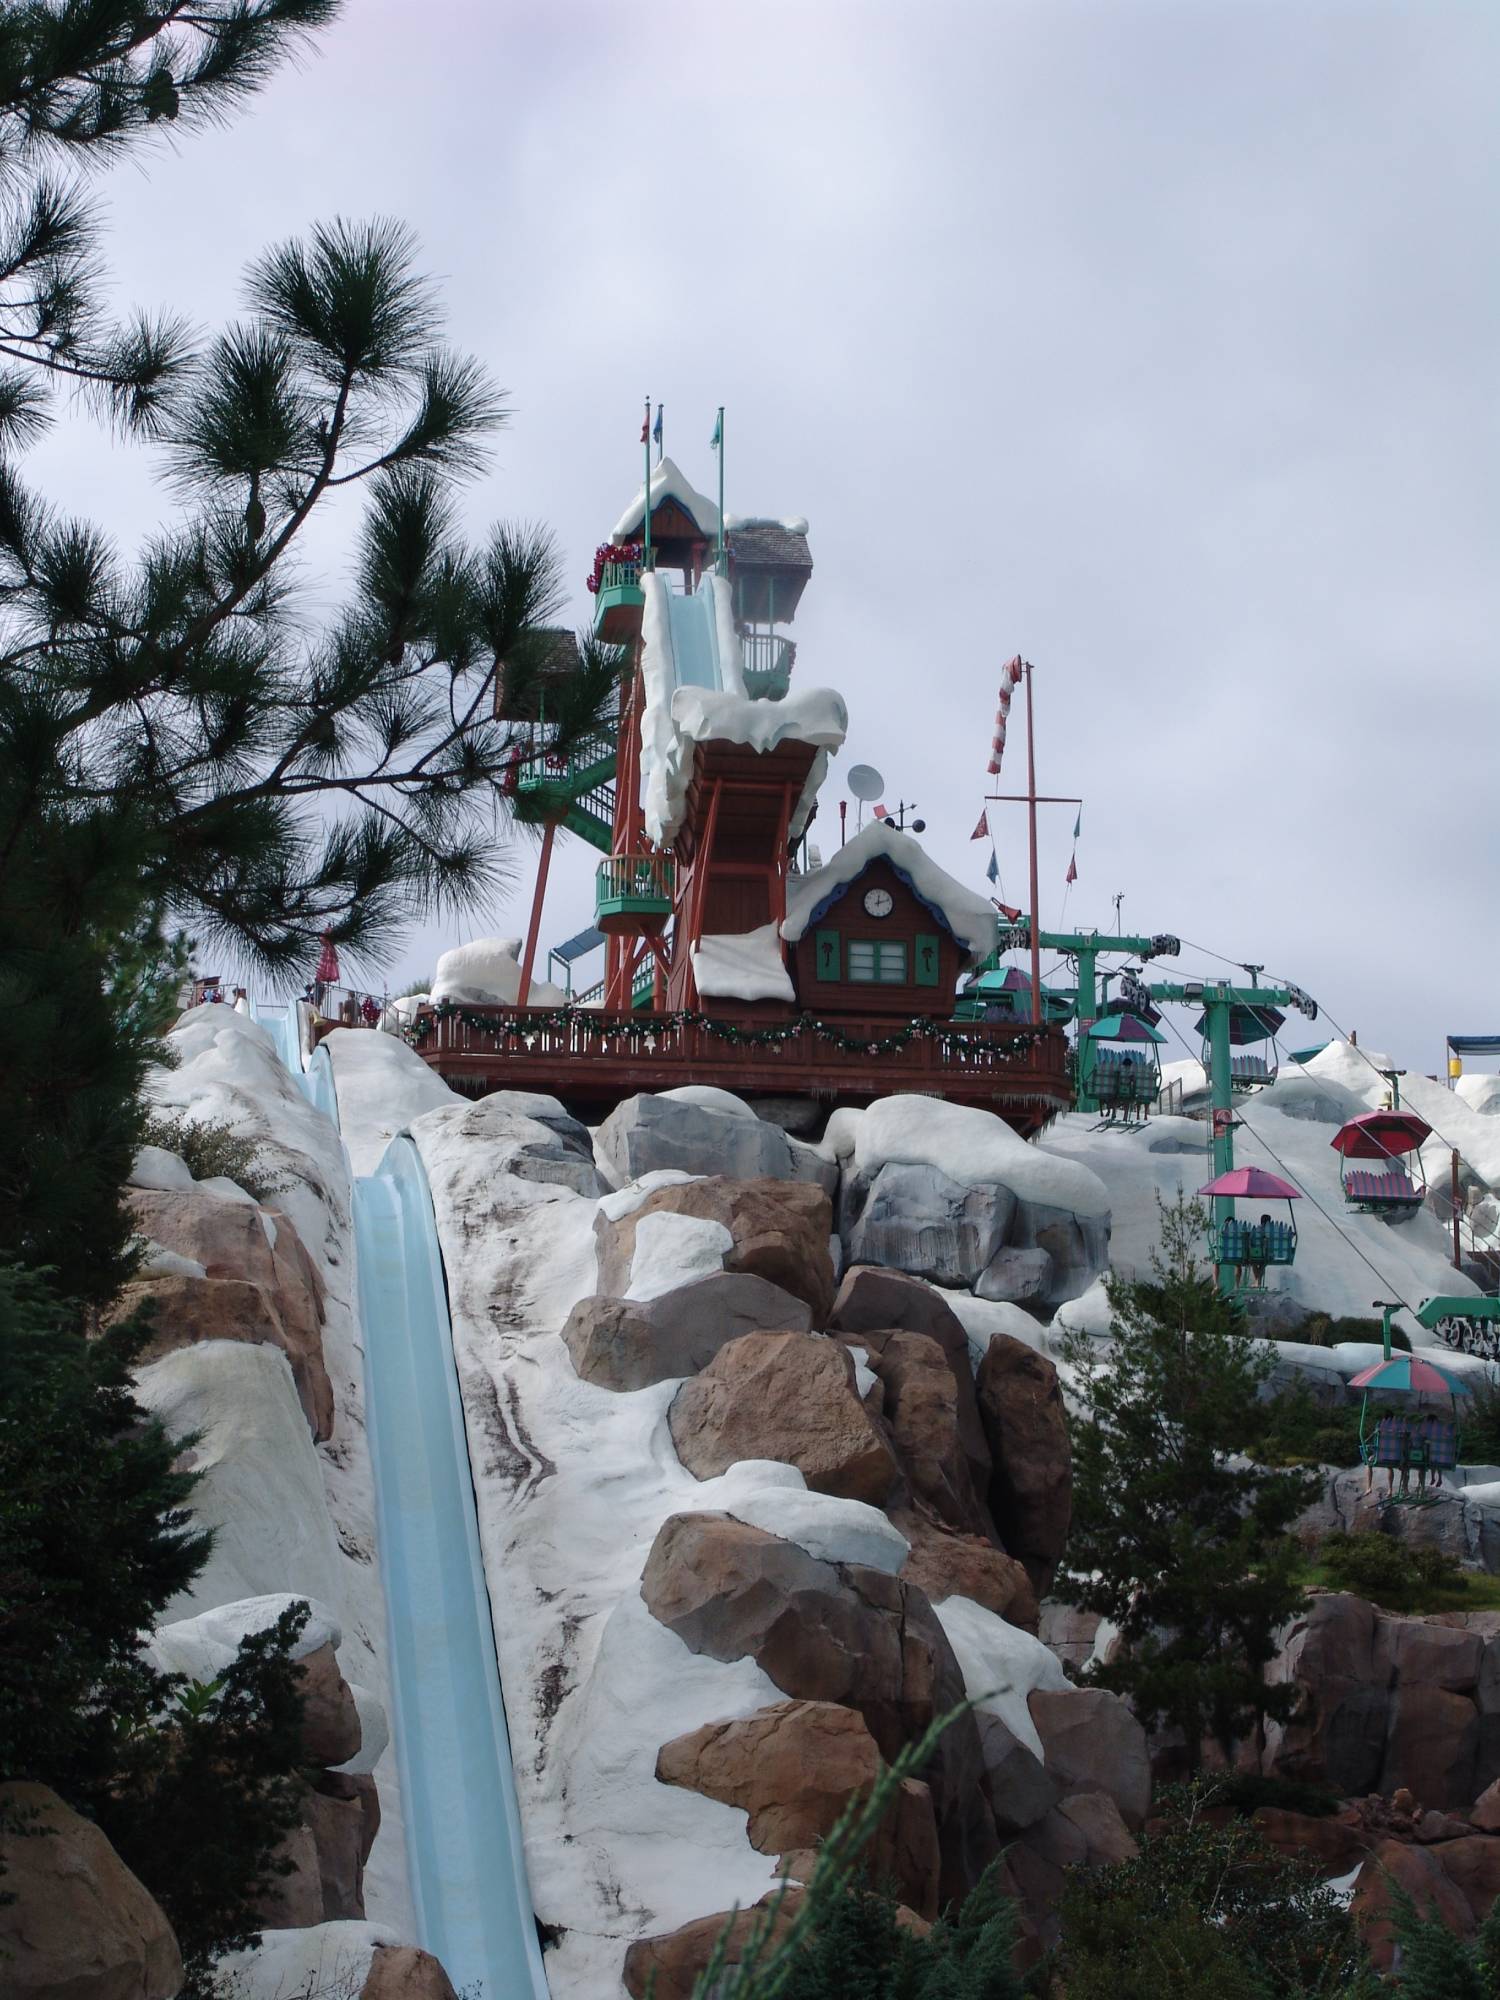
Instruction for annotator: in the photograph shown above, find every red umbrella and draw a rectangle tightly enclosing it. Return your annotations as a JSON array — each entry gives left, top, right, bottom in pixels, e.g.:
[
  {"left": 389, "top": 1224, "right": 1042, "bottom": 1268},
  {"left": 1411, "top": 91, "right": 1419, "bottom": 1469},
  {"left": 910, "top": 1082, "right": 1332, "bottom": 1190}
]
[
  {"left": 1331, "top": 1109, "right": 1432, "bottom": 1160},
  {"left": 1198, "top": 1166, "right": 1302, "bottom": 1201}
]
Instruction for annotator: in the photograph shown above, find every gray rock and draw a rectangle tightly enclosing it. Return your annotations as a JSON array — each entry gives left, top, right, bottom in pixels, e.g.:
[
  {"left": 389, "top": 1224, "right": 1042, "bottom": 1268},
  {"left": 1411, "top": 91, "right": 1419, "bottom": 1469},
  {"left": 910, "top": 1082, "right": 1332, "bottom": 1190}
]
[
  {"left": 446, "top": 1094, "right": 606, "bottom": 1195},
  {"left": 474, "top": 1089, "right": 595, "bottom": 1159},
  {"left": 751, "top": 1096, "right": 826, "bottom": 1138},
  {"left": 1009, "top": 1200, "right": 1110, "bottom": 1306},
  {"left": 787, "top": 1137, "right": 839, "bottom": 1201},
  {"left": 976, "top": 1711, "right": 1061, "bottom": 1833},
  {"left": 840, "top": 1163, "right": 1014, "bottom": 1288},
  {"left": 597, "top": 1094, "right": 795, "bottom": 1184},
  {"left": 975, "top": 1246, "right": 1054, "bottom": 1307},
  {"left": 562, "top": 1272, "right": 814, "bottom": 1391}
]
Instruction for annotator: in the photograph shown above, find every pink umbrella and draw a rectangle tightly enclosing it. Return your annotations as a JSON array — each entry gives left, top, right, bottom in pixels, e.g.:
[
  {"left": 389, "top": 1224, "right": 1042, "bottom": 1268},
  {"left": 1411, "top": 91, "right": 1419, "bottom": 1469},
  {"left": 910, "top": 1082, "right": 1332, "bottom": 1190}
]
[
  {"left": 1347, "top": 1354, "right": 1470, "bottom": 1396},
  {"left": 1198, "top": 1167, "right": 1302, "bottom": 1201}
]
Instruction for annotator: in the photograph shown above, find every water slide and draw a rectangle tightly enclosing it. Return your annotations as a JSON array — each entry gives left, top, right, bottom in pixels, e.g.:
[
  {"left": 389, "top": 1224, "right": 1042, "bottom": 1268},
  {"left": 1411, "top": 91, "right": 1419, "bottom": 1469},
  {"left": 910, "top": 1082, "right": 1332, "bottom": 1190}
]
[
  {"left": 666, "top": 582, "right": 720, "bottom": 690},
  {"left": 353, "top": 1139, "right": 549, "bottom": 1999},
  {"left": 253, "top": 1003, "right": 549, "bottom": 1997}
]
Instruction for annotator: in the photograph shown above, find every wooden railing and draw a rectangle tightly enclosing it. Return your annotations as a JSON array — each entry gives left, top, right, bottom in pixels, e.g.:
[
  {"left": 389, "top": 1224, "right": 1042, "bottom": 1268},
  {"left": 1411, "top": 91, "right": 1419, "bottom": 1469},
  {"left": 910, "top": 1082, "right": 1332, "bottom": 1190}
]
[{"left": 406, "top": 1004, "right": 1072, "bottom": 1124}]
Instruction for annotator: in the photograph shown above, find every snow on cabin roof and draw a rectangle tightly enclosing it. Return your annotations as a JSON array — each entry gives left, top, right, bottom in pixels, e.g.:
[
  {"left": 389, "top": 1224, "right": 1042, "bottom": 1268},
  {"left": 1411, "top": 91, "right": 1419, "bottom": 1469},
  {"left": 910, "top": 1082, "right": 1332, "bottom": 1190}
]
[
  {"left": 781, "top": 820, "right": 999, "bottom": 964},
  {"left": 612, "top": 456, "right": 721, "bottom": 542}
]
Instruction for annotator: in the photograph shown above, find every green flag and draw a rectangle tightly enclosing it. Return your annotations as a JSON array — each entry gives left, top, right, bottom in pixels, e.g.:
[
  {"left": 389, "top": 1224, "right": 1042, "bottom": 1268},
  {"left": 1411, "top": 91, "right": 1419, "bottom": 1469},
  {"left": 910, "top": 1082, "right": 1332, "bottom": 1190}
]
[{"left": 709, "top": 408, "right": 722, "bottom": 450}]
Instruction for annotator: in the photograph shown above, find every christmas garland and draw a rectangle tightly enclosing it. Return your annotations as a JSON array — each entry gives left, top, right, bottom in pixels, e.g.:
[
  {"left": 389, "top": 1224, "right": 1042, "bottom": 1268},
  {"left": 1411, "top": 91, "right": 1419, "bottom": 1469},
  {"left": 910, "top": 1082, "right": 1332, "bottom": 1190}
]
[{"left": 403, "top": 1002, "right": 1045, "bottom": 1062}]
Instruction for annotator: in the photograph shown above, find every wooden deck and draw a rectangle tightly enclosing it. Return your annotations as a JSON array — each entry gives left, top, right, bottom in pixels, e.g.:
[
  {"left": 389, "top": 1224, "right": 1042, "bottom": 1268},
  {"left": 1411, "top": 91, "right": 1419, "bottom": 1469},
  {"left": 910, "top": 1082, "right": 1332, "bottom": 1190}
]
[{"left": 388, "top": 1005, "right": 1073, "bottom": 1134}]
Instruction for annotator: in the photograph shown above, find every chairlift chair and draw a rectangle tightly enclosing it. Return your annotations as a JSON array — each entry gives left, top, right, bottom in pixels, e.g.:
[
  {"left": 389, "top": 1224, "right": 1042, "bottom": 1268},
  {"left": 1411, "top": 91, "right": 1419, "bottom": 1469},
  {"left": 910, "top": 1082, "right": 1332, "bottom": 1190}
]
[
  {"left": 1331, "top": 1109, "right": 1432, "bottom": 1219},
  {"left": 1086, "top": 1011, "right": 1166, "bottom": 1126},
  {"left": 1197, "top": 1165, "right": 1301, "bottom": 1288},
  {"left": 1193, "top": 1002, "right": 1284, "bottom": 1093},
  {"left": 1348, "top": 1306, "right": 1470, "bottom": 1505}
]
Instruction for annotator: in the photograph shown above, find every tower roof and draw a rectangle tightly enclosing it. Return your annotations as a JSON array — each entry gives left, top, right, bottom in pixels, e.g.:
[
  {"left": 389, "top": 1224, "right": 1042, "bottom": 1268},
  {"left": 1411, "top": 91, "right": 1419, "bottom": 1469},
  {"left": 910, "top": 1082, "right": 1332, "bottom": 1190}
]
[{"left": 612, "top": 456, "right": 721, "bottom": 541}]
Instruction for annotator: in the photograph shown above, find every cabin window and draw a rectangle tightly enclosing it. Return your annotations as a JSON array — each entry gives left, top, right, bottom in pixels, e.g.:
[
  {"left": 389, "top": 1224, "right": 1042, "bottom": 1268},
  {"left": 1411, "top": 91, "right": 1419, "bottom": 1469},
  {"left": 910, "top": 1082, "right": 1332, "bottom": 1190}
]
[{"left": 848, "top": 940, "right": 907, "bottom": 984}]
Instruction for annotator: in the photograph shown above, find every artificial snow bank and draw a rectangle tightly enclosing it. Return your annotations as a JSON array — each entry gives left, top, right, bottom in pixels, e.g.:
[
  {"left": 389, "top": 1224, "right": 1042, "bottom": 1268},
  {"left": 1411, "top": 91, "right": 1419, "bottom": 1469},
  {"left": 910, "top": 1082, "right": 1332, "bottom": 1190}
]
[
  {"left": 134, "top": 1004, "right": 412, "bottom": 1930},
  {"left": 430, "top": 935, "right": 566, "bottom": 1009},
  {"left": 1042, "top": 1048, "right": 1482, "bottom": 1339},
  {"left": 825, "top": 1095, "right": 1111, "bottom": 1220},
  {"left": 324, "top": 1025, "right": 457, "bottom": 1177},
  {"left": 691, "top": 922, "right": 796, "bottom": 1005}
]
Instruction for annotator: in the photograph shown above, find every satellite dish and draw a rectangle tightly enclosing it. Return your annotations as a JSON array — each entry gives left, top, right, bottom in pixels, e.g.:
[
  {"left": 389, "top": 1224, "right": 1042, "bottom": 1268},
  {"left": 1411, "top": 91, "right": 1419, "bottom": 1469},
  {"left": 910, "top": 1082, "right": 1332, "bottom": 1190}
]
[{"left": 847, "top": 764, "right": 884, "bottom": 803}]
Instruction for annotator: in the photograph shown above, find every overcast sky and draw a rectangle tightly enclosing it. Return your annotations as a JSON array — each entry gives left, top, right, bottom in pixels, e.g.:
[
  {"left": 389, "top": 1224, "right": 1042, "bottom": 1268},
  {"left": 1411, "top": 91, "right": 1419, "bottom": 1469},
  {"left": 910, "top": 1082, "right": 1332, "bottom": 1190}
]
[{"left": 34, "top": 1, "right": 1499, "bottom": 1071}]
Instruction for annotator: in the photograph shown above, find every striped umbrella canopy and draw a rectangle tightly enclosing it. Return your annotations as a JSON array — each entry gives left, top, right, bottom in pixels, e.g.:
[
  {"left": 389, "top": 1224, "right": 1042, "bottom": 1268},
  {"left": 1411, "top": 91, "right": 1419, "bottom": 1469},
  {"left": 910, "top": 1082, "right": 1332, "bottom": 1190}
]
[
  {"left": 1347, "top": 1354, "right": 1472, "bottom": 1396},
  {"left": 1331, "top": 1109, "right": 1433, "bottom": 1159},
  {"left": 1090, "top": 1013, "right": 1167, "bottom": 1044},
  {"left": 1197, "top": 1166, "right": 1301, "bottom": 1201}
]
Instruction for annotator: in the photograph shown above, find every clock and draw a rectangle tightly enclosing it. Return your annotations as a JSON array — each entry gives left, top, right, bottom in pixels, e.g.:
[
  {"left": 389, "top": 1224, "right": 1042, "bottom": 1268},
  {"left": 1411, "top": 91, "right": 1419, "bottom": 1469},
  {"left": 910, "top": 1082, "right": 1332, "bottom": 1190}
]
[{"left": 863, "top": 887, "right": 895, "bottom": 919}]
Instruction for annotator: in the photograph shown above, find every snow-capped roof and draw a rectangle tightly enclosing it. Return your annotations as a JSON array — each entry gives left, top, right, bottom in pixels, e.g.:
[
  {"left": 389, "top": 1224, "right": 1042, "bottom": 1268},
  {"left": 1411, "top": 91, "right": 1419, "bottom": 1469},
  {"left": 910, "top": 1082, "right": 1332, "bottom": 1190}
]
[
  {"left": 781, "top": 820, "right": 998, "bottom": 964},
  {"left": 691, "top": 924, "right": 797, "bottom": 1005},
  {"left": 612, "top": 456, "right": 721, "bottom": 542}
]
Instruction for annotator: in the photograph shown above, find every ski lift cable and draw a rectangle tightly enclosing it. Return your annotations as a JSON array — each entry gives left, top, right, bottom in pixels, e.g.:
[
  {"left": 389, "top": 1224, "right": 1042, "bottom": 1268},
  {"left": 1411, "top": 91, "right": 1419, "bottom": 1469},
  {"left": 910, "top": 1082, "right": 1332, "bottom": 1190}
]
[{"left": 1153, "top": 1003, "right": 1418, "bottom": 1312}]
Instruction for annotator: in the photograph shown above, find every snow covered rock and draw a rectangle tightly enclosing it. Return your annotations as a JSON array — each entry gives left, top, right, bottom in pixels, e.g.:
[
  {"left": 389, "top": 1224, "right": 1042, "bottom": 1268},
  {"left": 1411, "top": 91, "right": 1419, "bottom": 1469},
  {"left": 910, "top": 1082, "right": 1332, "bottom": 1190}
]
[
  {"left": 562, "top": 1272, "right": 814, "bottom": 1391},
  {"left": 129, "top": 1143, "right": 195, "bottom": 1192},
  {"left": 211, "top": 1922, "right": 448, "bottom": 2000},
  {"left": 932, "top": 1596, "right": 1069, "bottom": 1757},
  {"left": 668, "top": 1331, "right": 900, "bottom": 1505},
  {"left": 323, "top": 1026, "right": 456, "bottom": 1175},
  {"left": 429, "top": 935, "right": 566, "bottom": 1008},
  {"left": 840, "top": 1161, "right": 1014, "bottom": 1288},
  {"left": 1007, "top": 1199, "right": 1111, "bottom": 1308},
  {"left": 826, "top": 1096, "right": 1110, "bottom": 1220},
  {"left": 133, "top": 1341, "right": 348, "bottom": 1625},
  {"left": 594, "top": 1176, "right": 836, "bottom": 1320},
  {"left": 975, "top": 1334, "right": 1073, "bottom": 1592},
  {"left": 639, "top": 1510, "right": 999, "bottom": 1905},
  {"left": 655, "top": 1701, "right": 940, "bottom": 1918},
  {"left": 597, "top": 1092, "right": 798, "bottom": 1183},
  {"left": 0, "top": 1783, "right": 183, "bottom": 2000}
]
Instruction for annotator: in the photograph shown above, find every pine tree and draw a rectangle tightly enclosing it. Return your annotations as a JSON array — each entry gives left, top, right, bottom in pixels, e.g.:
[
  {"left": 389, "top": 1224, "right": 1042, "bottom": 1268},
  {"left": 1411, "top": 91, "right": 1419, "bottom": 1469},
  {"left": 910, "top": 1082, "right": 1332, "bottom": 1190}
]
[{"left": 1059, "top": 1193, "right": 1320, "bottom": 1763}]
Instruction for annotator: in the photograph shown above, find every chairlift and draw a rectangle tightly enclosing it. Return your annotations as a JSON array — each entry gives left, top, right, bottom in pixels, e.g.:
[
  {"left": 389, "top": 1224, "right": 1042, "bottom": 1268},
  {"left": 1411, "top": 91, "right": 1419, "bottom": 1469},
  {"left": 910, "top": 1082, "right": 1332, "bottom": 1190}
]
[
  {"left": 1350, "top": 1304, "right": 1470, "bottom": 1506},
  {"left": 1197, "top": 1165, "right": 1301, "bottom": 1286},
  {"left": 955, "top": 963, "right": 1075, "bottom": 1026},
  {"left": 1331, "top": 1108, "right": 1431, "bottom": 1219},
  {"left": 1193, "top": 1002, "right": 1284, "bottom": 1092},
  {"left": 1087, "top": 1011, "right": 1165, "bottom": 1126}
]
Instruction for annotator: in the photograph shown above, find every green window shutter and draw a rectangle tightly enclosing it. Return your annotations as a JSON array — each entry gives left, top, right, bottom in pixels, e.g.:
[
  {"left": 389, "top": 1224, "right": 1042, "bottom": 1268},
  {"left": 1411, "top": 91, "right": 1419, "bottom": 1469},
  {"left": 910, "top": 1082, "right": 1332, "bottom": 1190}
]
[
  {"left": 814, "top": 929, "right": 841, "bottom": 981},
  {"left": 914, "top": 934, "right": 941, "bottom": 987}
]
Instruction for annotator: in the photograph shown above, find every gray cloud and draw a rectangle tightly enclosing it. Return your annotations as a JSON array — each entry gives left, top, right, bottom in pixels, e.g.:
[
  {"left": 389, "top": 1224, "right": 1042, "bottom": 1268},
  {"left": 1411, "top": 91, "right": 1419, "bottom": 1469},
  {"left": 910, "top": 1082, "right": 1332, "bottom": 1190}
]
[{"left": 31, "top": 0, "right": 1499, "bottom": 1066}]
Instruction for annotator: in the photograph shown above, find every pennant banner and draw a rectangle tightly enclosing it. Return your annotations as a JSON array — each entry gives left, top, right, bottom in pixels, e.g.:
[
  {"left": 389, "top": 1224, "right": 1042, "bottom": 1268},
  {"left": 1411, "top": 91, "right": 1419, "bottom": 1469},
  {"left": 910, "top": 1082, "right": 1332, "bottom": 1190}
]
[{"left": 970, "top": 809, "right": 989, "bottom": 841}]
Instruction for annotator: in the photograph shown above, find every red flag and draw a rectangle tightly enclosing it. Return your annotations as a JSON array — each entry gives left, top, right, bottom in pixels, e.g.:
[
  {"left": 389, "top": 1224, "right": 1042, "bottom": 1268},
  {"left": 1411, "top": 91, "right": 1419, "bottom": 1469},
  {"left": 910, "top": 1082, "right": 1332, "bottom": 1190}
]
[
  {"left": 970, "top": 809, "right": 989, "bottom": 841},
  {"left": 992, "top": 899, "right": 1022, "bottom": 921},
  {"left": 1065, "top": 853, "right": 1078, "bottom": 886},
  {"left": 640, "top": 416, "right": 649, "bottom": 443},
  {"left": 314, "top": 931, "right": 340, "bottom": 983}
]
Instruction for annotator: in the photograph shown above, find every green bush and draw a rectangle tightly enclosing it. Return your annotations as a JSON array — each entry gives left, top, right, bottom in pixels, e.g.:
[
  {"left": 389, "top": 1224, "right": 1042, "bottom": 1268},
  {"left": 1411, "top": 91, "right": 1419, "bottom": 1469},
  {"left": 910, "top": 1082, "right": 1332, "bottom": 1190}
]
[
  {"left": 1052, "top": 1783, "right": 1369, "bottom": 1998},
  {"left": 1315, "top": 1530, "right": 1471, "bottom": 1612},
  {"left": 1206, "top": 1770, "right": 1344, "bottom": 1819},
  {"left": 141, "top": 1112, "right": 292, "bottom": 1206},
  {"left": 1459, "top": 1377, "right": 1500, "bottom": 1465},
  {"left": 1294, "top": 1313, "right": 1409, "bottom": 1353}
]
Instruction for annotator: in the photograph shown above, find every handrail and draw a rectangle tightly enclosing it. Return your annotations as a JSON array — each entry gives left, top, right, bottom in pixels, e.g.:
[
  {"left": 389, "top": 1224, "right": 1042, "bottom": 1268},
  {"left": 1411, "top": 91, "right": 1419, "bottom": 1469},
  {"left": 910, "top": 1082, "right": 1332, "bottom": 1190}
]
[{"left": 597, "top": 852, "right": 675, "bottom": 903}]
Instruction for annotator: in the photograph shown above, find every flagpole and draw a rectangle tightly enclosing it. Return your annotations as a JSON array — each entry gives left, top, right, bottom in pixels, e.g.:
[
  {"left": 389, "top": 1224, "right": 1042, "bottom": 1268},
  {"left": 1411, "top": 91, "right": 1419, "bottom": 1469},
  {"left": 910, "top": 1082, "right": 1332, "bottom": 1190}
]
[
  {"left": 716, "top": 405, "right": 725, "bottom": 570},
  {"left": 1025, "top": 660, "right": 1042, "bottom": 1027},
  {"left": 642, "top": 397, "right": 652, "bottom": 570}
]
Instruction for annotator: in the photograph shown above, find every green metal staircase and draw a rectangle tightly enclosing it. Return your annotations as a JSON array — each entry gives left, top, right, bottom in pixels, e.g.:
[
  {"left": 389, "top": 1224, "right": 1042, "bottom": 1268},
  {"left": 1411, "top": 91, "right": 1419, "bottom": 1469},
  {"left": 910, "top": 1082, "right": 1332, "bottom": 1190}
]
[{"left": 511, "top": 727, "right": 617, "bottom": 853}]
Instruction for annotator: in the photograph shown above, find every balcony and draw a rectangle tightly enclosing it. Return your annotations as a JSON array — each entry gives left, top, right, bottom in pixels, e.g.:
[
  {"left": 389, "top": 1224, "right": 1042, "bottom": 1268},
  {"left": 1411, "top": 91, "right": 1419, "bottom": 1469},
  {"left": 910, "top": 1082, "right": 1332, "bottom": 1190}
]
[
  {"left": 595, "top": 851, "right": 676, "bottom": 935},
  {"left": 591, "top": 558, "right": 645, "bottom": 644},
  {"left": 739, "top": 630, "right": 796, "bottom": 701}
]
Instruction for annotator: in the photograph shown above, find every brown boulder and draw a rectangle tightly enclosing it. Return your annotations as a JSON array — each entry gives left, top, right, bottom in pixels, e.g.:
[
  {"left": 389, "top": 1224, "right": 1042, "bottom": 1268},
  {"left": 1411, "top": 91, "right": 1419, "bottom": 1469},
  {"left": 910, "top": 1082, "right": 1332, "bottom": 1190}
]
[
  {"left": 1250, "top": 1806, "right": 1368, "bottom": 1875},
  {"left": 596, "top": 1177, "right": 836, "bottom": 1320},
  {"left": 128, "top": 1186, "right": 327, "bottom": 1396},
  {"left": 669, "top": 1332, "right": 899, "bottom": 1505},
  {"left": 1351, "top": 1837, "right": 1473, "bottom": 1969},
  {"left": 1432, "top": 1833, "right": 1500, "bottom": 1923},
  {"left": 893, "top": 1509, "right": 1038, "bottom": 1629},
  {"left": 1028, "top": 1688, "right": 1152, "bottom": 1828},
  {"left": 0, "top": 1783, "right": 182, "bottom": 2000},
  {"left": 863, "top": 1332, "right": 990, "bottom": 1535},
  {"left": 297, "top": 1641, "right": 362, "bottom": 1767},
  {"left": 1380, "top": 1687, "right": 1479, "bottom": 1810},
  {"left": 640, "top": 1511, "right": 998, "bottom": 1905},
  {"left": 975, "top": 1333, "right": 1072, "bottom": 1590},
  {"left": 110, "top": 1270, "right": 333, "bottom": 1441},
  {"left": 1038, "top": 1602, "right": 1102, "bottom": 1674},
  {"left": 302, "top": 1780, "right": 368, "bottom": 1921},
  {"left": 1264, "top": 1594, "right": 1388, "bottom": 1795},
  {"left": 828, "top": 1268, "right": 990, "bottom": 1495},
  {"left": 564, "top": 1272, "right": 813, "bottom": 1391},
  {"left": 1056, "top": 1789, "right": 1139, "bottom": 1865},
  {"left": 1374, "top": 1613, "right": 1483, "bottom": 1693},
  {"left": 361, "top": 1945, "right": 459, "bottom": 2000},
  {"left": 656, "top": 1699, "right": 940, "bottom": 1917},
  {"left": 1471, "top": 1778, "right": 1500, "bottom": 1833},
  {"left": 625, "top": 1888, "right": 805, "bottom": 1999}
]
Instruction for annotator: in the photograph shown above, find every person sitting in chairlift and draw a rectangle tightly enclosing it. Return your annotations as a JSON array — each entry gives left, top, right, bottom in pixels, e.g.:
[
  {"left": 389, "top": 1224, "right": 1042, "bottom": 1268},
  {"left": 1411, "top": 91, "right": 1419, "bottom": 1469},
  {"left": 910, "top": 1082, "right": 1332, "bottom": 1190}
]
[{"left": 1248, "top": 1211, "right": 1274, "bottom": 1288}]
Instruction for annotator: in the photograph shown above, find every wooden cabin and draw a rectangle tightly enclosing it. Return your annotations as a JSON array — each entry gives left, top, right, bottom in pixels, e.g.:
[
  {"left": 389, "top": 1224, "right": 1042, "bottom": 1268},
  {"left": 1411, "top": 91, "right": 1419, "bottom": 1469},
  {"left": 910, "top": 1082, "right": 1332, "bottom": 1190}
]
[{"left": 789, "top": 852, "right": 966, "bottom": 1017}]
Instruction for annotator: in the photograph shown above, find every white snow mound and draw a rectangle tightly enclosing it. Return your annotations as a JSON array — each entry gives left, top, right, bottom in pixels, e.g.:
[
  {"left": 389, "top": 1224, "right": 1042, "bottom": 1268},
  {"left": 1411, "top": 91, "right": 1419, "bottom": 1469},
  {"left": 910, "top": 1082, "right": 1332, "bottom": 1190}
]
[{"left": 826, "top": 1095, "right": 1111, "bottom": 1218}]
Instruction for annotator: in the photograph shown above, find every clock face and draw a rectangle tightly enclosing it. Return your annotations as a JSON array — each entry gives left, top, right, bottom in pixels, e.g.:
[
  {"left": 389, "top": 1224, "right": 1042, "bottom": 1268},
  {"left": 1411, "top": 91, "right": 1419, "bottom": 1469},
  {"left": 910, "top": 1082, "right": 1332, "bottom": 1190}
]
[{"left": 863, "top": 887, "right": 895, "bottom": 919}]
